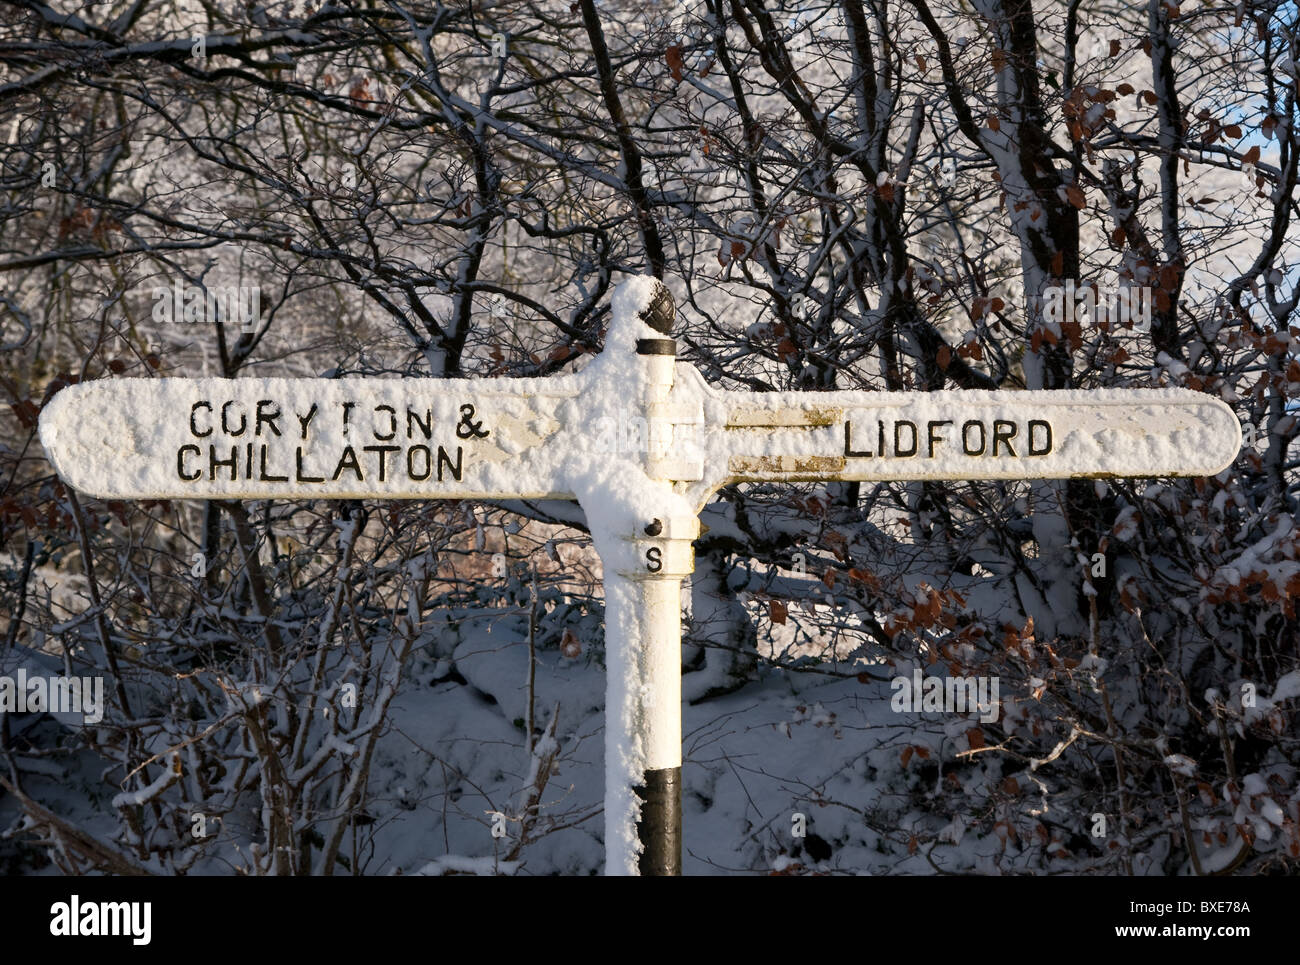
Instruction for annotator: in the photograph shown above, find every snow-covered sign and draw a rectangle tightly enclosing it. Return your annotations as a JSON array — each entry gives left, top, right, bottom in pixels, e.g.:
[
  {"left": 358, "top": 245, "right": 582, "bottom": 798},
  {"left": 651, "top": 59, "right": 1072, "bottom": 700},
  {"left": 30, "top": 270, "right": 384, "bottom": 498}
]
[
  {"left": 37, "top": 376, "right": 1239, "bottom": 502},
  {"left": 36, "top": 277, "right": 1243, "bottom": 876},
  {"left": 38, "top": 376, "right": 579, "bottom": 501},
  {"left": 705, "top": 387, "right": 1239, "bottom": 484}
]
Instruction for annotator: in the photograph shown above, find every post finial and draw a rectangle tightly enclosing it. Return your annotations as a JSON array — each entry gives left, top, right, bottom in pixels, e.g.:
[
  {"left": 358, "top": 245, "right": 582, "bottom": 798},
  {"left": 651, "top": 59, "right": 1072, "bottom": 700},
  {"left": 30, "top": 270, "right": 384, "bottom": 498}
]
[{"left": 638, "top": 280, "right": 675, "bottom": 336}]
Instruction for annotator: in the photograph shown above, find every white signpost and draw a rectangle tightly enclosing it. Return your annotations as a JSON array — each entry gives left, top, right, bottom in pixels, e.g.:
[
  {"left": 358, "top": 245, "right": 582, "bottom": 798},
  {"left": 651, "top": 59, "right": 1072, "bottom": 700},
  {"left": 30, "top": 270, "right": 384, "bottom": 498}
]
[{"left": 38, "top": 277, "right": 1242, "bottom": 875}]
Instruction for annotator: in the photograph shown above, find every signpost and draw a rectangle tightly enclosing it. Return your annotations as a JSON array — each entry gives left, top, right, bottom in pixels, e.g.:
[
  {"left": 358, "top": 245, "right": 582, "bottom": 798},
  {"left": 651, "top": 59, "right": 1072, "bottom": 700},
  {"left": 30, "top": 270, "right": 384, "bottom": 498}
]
[{"left": 37, "top": 277, "right": 1242, "bottom": 875}]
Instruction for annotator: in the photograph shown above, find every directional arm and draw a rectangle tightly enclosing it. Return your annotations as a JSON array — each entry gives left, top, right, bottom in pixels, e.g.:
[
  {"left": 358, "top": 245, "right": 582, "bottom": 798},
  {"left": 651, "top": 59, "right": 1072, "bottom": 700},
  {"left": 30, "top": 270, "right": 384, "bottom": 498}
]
[
  {"left": 699, "top": 387, "right": 1242, "bottom": 488},
  {"left": 38, "top": 376, "right": 582, "bottom": 501}
]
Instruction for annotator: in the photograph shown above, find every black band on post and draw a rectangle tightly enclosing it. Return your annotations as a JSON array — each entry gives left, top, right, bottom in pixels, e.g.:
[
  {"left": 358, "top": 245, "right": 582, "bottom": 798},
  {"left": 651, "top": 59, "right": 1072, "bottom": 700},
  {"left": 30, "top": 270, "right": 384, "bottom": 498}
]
[
  {"left": 635, "top": 338, "right": 677, "bottom": 356},
  {"left": 635, "top": 766, "right": 682, "bottom": 876}
]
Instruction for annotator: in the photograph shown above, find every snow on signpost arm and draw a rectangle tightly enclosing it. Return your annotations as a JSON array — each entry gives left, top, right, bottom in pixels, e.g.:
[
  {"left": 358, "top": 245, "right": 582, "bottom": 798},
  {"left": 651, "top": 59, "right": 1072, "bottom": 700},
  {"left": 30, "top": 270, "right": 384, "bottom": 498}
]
[
  {"left": 37, "top": 376, "right": 581, "bottom": 502},
  {"left": 694, "top": 387, "right": 1240, "bottom": 489}
]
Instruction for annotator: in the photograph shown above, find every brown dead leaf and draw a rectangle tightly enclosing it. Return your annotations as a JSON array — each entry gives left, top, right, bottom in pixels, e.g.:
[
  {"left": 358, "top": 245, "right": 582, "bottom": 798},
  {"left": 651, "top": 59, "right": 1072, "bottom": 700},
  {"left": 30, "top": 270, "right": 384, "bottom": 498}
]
[{"left": 666, "top": 45, "right": 684, "bottom": 83}]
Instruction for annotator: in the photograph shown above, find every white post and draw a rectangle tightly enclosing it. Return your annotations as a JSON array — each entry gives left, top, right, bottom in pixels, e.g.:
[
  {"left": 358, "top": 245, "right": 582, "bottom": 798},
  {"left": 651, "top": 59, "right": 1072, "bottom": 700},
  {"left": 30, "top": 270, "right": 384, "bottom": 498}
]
[{"left": 617, "top": 285, "right": 694, "bottom": 875}]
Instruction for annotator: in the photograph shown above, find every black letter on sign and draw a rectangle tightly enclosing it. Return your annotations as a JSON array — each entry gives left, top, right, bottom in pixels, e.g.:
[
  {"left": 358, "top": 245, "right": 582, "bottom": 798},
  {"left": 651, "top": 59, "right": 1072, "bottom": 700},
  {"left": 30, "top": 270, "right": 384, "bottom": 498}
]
[
  {"left": 295, "top": 448, "right": 323, "bottom": 483},
  {"left": 374, "top": 405, "right": 397, "bottom": 441},
  {"left": 296, "top": 403, "right": 317, "bottom": 440},
  {"left": 962, "top": 420, "right": 986, "bottom": 456},
  {"left": 407, "top": 446, "right": 431, "bottom": 480},
  {"left": 992, "top": 420, "right": 1017, "bottom": 456},
  {"left": 645, "top": 547, "right": 662, "bottom": 572},
  {"left": 437, "top": 445, "right": 463, "bottom": 482},
  {"left": 178, "top": 445, "right": 201, "bottom": 480},
  {"left": 364, "top": 445, "right": 400, "bottom": 482},
  {"left": 407, "top": 408, "right": 432, "bottom": 440},
  {"left": 191, "top": 401, "right": 213, "bottom": 437},
  {"left": 259, "top": 445, "right": 288, "bottom": 482},
  {"left": 927, "top": 420, "right": 952, "bottom": 458},
  {"left": 844, "top": 422, "right": 872, "bottom": 457},
  {"left": 333, "top": 446, "right": 364, "bottom": 481},
  {"left": 210, "top": 446, "right": 237, "bottom": 481},
  {"left": 222, "top": 401, "right": 247, "bottom": 436},
  {"left": 255, "top": 400, "right": 282, "bottom": 437},
  {"left": 456, "top": 404, "right": 489, "bottom": 439},
  {"left": 894, "top": 421, "right": 918, "bottom": 457},
  {"left": 1028, "top": 420, "right": 1053, "bottom": 455}
]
